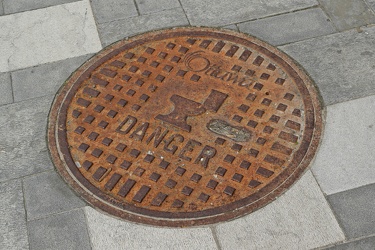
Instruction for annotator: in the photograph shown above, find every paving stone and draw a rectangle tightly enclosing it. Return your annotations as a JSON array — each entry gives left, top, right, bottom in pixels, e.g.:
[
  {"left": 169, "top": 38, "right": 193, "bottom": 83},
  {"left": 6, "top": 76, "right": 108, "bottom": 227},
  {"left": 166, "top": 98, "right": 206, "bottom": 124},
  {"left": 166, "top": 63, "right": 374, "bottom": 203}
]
[
  {"left": 0, "top": 0, "right": 4, "bottom": 15},
  {"left": 90, "top": 0, "right": 138, "bottom": 24},
  {"left": 0, "top": 72, "right": 13, "bottom": 106},
  {"left": 179, "top": 0, "right": 318, "bottom": 26},
  {"left": 98, "top": 8, "right": 189, "bottom": 47},
  {"left": 311, "top": 95, "right": 375, "bottom": 195},
  {"left": 135, "top": 0, "right": 181, "bottom": 15},
  {"left": 0, "top": 96, "right": 54, "bottom": 183},
  {"left": 320, "top": 0, "right": 375, "bottom": 31},
  {"left": 327, "top": 183, "right": 375, "bottom": 239},
  {"left": 23, "top": 171, "right": 86, "bottom": 220},
  {"left": 2, "top": 0, "right": 78, "bottom": 14},
  {"left": 216, "top": 171, "right": 344, "bottom": 250},
  {"left": 85, "top": 207, "right": 217, "bottom": 250},
  {"left": 323, "top": 235, "right": 375, "bottom": 250},
  {"left": 28, "top": 209, "right": 91, "bottom": 250},
  {"left": 280, "top": 25, "right": 375, "bottom": 105},
  {"left": 0, "top": 180, "right": 29, "bottom": 250},
  {"left": 0, "top": 1, "right": 101, "bottom": 73},
  {"left": 368, "top": 0, "right": 375, "bottom": 10},
  {"left": 12, "top": 54, "right": 93, "bottom": 102},
  {"left": 238, "top": 8, "right": 335, "bottom": 46}
]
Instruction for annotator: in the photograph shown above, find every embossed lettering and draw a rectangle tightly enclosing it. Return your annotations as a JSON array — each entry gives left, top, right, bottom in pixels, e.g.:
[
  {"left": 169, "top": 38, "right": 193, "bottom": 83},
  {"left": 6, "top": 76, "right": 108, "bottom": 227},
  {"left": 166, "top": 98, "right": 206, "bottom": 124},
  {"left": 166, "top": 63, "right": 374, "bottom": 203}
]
[
  {"left": 163, "top": 134, "right": 184, "bottom": 154},
  {"left": 116, "top": 115, "right": 137, "bottom": 134},
  {"left": 145, "top": 126, "right": 169, "bottom": 148},
  {"left": 178, "top": 139, "right": 202, "bottom": 162},
  {"left": 194, "top": 146, "right": 217, "bottom": 168},
  {"left": 129, "top": 122, "right": 149, "bottom": 141}
]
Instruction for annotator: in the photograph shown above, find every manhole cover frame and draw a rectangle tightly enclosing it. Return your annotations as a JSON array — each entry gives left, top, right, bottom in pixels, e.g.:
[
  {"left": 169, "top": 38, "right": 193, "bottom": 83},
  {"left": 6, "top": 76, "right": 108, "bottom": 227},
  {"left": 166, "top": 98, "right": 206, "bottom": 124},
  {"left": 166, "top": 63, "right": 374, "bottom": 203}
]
[{"left": 47, "top": 27, "right": 324, "bottom": 227}]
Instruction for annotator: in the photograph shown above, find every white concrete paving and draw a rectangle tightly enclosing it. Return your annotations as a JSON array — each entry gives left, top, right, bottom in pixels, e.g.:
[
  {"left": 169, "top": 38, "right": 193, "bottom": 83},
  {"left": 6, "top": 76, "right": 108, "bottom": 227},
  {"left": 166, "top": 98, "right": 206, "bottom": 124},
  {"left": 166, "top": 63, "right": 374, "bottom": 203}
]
[
  {"left": 0, "top": 0, "right": 101, "bottom": 73},
  {"left": 216, "top": 171, "right": 345, "bottom": 250},
  {"left": 312, "top": 95, "right": 375, "bottom": 195}
]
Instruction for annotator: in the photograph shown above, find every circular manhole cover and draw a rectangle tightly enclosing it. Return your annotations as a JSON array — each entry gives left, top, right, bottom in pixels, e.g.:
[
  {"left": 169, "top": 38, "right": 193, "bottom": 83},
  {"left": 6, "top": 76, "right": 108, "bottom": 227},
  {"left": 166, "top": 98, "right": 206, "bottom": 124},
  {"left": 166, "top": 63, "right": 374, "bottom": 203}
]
[{"left": 48, "top": 27, "right": 323, "bottom": 227}]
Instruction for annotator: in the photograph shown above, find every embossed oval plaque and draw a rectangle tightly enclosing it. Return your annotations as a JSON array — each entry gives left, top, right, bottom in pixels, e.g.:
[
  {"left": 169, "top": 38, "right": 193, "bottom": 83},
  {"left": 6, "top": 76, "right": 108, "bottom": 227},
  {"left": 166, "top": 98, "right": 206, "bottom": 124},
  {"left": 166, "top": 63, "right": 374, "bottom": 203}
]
[{"left": 48, "top": 27, "right": 323, "bottom": 227}]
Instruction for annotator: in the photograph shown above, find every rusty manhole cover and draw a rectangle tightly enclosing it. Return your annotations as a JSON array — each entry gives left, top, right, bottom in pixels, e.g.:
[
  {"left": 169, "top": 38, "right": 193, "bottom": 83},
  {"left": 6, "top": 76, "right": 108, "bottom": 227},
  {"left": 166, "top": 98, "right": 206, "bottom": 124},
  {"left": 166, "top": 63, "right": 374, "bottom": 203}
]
[{"left": 48, "top": 27, "right": 323, "bottom": 227}]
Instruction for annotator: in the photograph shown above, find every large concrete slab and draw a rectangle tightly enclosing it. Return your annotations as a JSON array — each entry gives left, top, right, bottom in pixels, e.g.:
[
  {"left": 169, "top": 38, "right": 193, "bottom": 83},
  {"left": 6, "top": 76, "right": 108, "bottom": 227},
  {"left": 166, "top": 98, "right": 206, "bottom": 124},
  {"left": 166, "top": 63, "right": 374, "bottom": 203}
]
[
  {"left": 0, "top": 72, "right": 13, "bottom": 106},
  {"left": 238, "top": 8, "right": 336, "bottom": 46},
  {"left": 324, "top": 235, "right": 375, "bottom": 250},
  {"left": 280, "top": 25, "right": 375, "bottom": 105},
  {"left": 11, "top": 54, "right": 93, "bottom": 102},
  {"left": 216, "top": 171, "right": 344, "bottom": 250},
  {"left": 0, "top": 0, "right": 101, "bottom": 73},
  {"left": 135, "top": 0, "right": 181, "bottom": 15},
  {"left": 179, "top": 0, "right": 318, "bottom": 26},
  {"left": 312, "top": 95, "right": 375, "bottom": 195},
  {"left": 28, "top": 209, "right": 91, "bottom": 250},
  {"left": 85, "top": 207, "right": 217, "bottom": 250},
  {"left": 90, "top": 0, "right": 138, "bottom": 24},
  {"left": 320, "top": 0, "right": 375, "bottom": 31},
  {"left": 98, "top": 8, "right": 189, "bottom": 47},
  {"left": 0, "top": 96, "right": 54, "bottom": 182},
  {"left": 3, "top": 0, "right": 79, "bottom": 14},
  {"left": 0, "top": 180, "right": 29, "bottom": 250},
  {"left": 23, "top": 171, "right": 86, "bottom": 220},
  {"left": 327, "top": 183, "right": 375, "bottom": 239}
]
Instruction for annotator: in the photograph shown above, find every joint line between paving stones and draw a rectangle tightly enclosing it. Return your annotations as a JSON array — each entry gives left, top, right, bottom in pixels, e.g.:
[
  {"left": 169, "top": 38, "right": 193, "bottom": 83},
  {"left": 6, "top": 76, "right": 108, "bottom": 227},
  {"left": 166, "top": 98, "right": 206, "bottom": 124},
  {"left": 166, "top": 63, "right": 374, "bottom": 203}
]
[
  {"left": 227, "top": 5, "right": 320, "bottom": 27},
  {"left": 21, "top": 179, "right": 31, "bottom": 248},
  {"left": 86, "top": 0, "right": 103, "bottom": 49},
  {"left": 82, "top": 208, "right": 94, "bottom": 250},
  {"left": 314, "top": 232, "right": 375, "bottom": 249},
  {"left": 27, "top": 206, "right": 85, "bottom": 222},
  {"left": 210, "top": 226, "right": 223, "bottom": 250},
  {"left": 0, "top": 169, "right": 55, "bottom": 185},
  {"left": 310, "top": 170, "right": 348, "bottom": 242},
  {"left": 177, "top": 0, "right": 191, "bottom": 25},
  {"left": 364, "top": 0, "right": 375, "bottom": 16},
  {"left": 132, "top": 0, "right": 141, "bottom": 16},
  {"left": 9, "top": 72, "right": 15, "bottom": 104},
  {"left": 316, "top": 0, "right": 340, "bottom": 31}
]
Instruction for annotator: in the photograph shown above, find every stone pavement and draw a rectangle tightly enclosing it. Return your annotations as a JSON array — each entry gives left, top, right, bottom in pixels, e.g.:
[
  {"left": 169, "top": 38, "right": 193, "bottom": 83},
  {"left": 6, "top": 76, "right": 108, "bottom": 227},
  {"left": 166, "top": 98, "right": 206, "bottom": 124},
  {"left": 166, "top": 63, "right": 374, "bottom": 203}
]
[{"left": 0, "top": 0, "right": 375, "bottom": 249}]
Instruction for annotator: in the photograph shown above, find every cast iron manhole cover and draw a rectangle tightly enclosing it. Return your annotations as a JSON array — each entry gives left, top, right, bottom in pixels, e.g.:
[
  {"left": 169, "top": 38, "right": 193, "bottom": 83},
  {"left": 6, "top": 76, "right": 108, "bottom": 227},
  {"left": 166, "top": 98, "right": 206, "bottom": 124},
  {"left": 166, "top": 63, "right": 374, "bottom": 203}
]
[{"left": 48, "top": 27, "right": 323, "bottom": 227}]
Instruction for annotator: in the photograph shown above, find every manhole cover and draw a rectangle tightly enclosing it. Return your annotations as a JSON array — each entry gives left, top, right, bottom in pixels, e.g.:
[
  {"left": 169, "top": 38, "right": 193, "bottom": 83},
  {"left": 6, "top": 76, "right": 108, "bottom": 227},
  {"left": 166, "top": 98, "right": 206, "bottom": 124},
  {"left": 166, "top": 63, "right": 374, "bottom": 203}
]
[{"left": 48, "top": 27, "right": 323, "bottom": 227}]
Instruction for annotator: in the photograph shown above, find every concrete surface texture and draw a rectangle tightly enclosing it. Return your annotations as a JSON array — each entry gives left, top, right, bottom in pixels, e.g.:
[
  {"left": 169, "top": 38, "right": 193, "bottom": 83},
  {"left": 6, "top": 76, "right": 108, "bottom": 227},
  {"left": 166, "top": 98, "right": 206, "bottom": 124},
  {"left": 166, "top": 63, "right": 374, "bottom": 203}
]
[{"left": 0, "top": 0, "right": 375, "bottom": 249}]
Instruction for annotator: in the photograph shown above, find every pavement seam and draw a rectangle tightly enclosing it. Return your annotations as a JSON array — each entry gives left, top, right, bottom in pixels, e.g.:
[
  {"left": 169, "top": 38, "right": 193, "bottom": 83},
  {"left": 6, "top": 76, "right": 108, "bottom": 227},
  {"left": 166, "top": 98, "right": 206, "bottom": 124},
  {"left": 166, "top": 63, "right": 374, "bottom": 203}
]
[
  {"left": 21, "top": 179, "right": 31, "bottom": 249},
  {"left": 26, "top": 206, "right": 85, "bottom": 222},
  {"left": 177, "top": 0, "right": 191, "bottom": 25},
  {"left": 314, "top": 232, "right": 375, "bottom": 249},
  {"left": 0, "top": 168, "right": 54, "bottom": 185},
  {"left": 82, "top": 208, "right": 94, "bottom": 250},
  {"left": 364, "top": 0, "right": 375, "bottom": 16},
  {"left": 316, "top": 0, "right": 340, "bottom": 32},
  {"left": 225, "top": 5, "right": 319, "bottom": 28},
  {"left": 309, "top": 171, "right": 348, "bottom": 244},
  {"left": 86, "top": 0, "right": 103, "bottom": 49},
  {"left": 132, "top": 0, "right": 141, "bottom": 16},
  {"left": 209, "top": 226, "right": 223, "bottom": 250}
]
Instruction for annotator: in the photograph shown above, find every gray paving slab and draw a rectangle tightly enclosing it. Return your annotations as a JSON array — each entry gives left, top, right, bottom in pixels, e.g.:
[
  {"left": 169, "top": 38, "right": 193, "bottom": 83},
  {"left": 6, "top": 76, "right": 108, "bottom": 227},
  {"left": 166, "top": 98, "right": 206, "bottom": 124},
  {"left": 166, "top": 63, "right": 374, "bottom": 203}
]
[
  {"left": 368, "top": 0, "right": 375, "bottom": 10},
  {"left": 0, "top": 180, "right": 29, "bottom": 250},
  {"left": 135, "top": 0, "right": 181, "bottom": 15},
  {"left": 280, "top": 25, "right": 375, "bottom": 105},
  {"left": 90, "top": 0, "right": 138, "bottom": 24},
  {"left": 179, "top": 0, "right": 318, "bottom": 26},
  {"left": 238, "top": 8, "right": 336, "bottom": 46},
  {"left": 0, "top": 72, "right": 13, "bottom": 106},
  {"left": 0, "top": 0, "right": 4, "bottom": 15},
  {"left": 2, "top": 0, "right": 78, "bottom": 14},
  {"left": 23, "top": 171, "right": 86, "bottom": 221},
  {"left": 0, "top": 96, "right": 54, "bottom": 183},
  {"left": 311, "top": 95, "right": 375, "bottom": 195},
  {"left": 323, "top": 236, "right": 375, "bottom": 250},
  {"left": 327, "top": 183, "right": 375, "bottom": 239},
  {"left": 84, "top": 207, "right": 217, "bottom": 250},
  {"left": 11, "top": 54, "right": 93, "bottom": 102},
  {"left": 98, "top": 8, "right": 189, "bottom": 47},
  {"left": 28, "top": 209, "right": 91, "bottom": 250},
  {"left": 216, "top": 171, "right": 344, "bottom": 250},
  {"left": 319, "top": 0, "right": 375, "bottom": 31}
]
